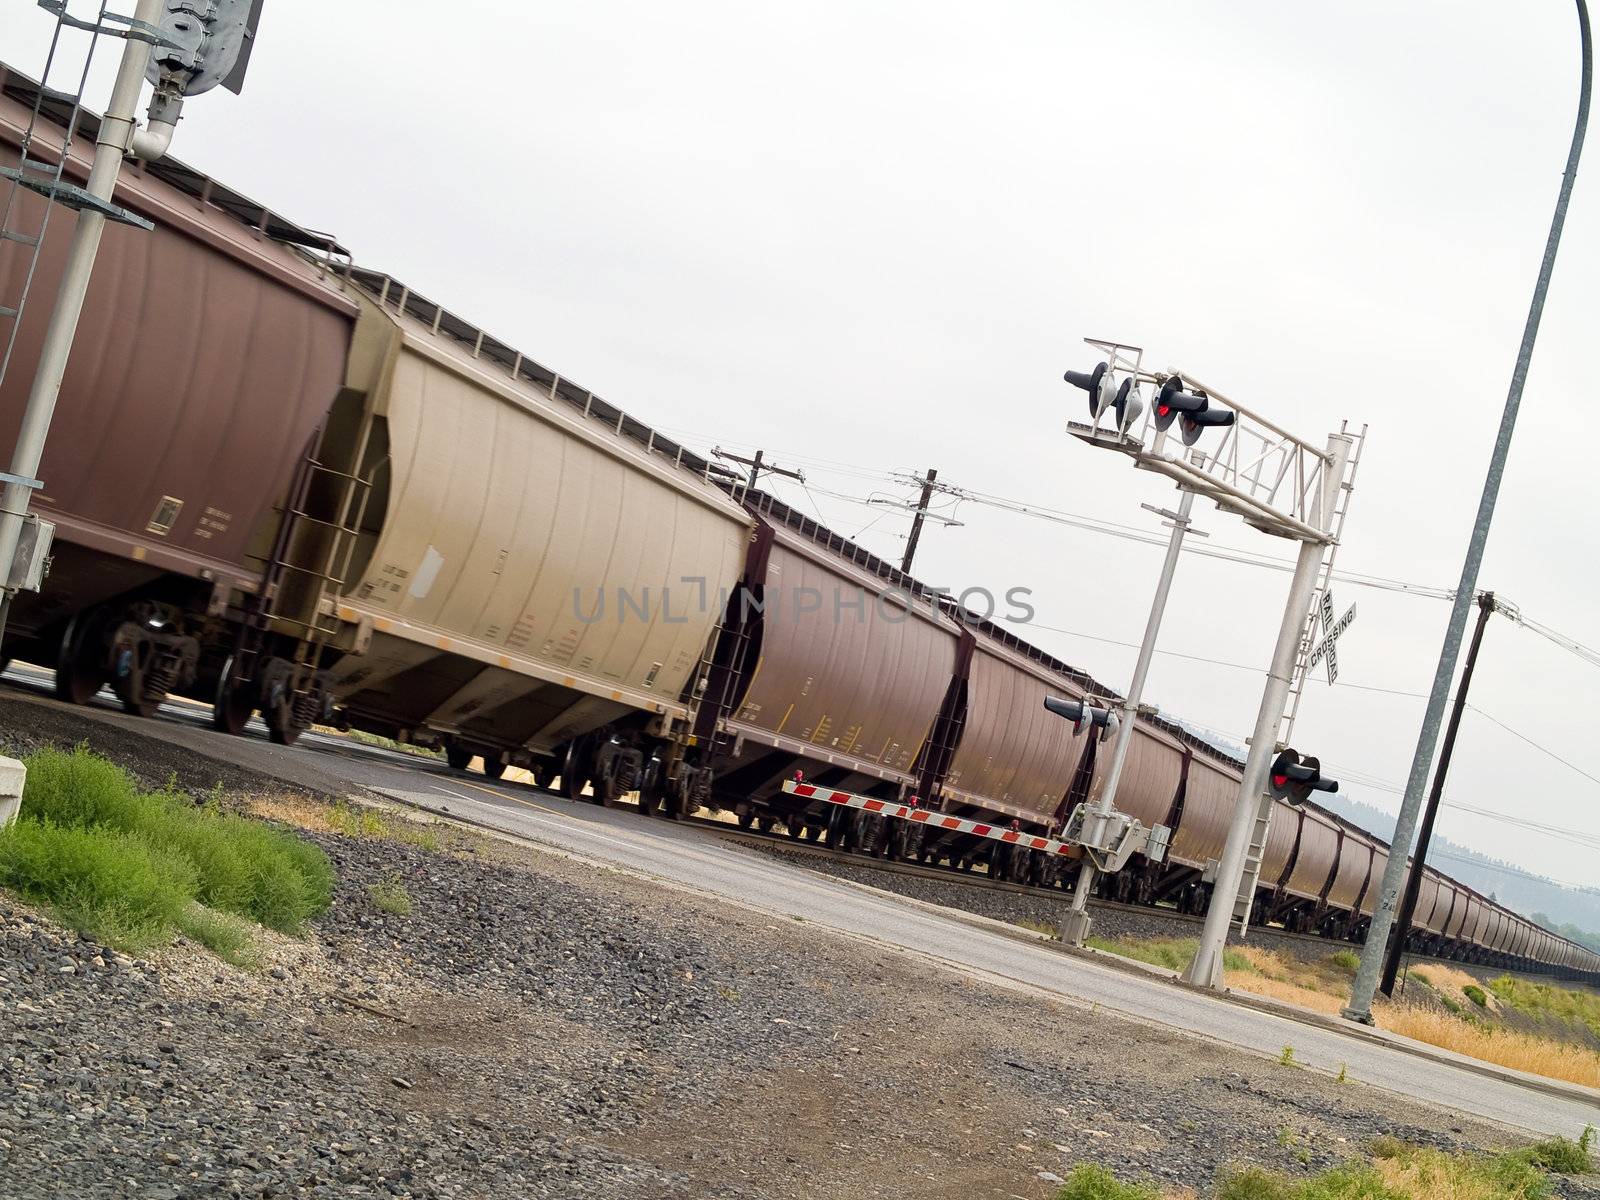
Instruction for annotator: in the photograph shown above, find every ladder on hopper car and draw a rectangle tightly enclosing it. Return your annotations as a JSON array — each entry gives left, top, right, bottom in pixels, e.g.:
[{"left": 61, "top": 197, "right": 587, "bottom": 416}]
[
  {"left": 0, "top": 6, "right": 157, "bottom": 403},
  {"left": 1230, "top": 420, "right": 1368, "bottom": 933},
  {"left": 238, "top": 400, "right": 381, "bottom": 738}
]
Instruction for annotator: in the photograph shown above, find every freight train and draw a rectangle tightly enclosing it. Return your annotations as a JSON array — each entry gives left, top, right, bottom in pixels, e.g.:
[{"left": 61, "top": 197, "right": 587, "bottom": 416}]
[{"left": 2, "top": 69, "right": 1593, "bottom": 982}]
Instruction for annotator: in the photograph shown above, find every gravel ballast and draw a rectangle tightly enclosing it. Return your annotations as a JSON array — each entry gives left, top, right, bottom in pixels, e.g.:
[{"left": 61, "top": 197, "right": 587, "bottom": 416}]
[
  {"left": 2, "top": 692, "right": 1596, "bottom": 1199},
  {"left": 6, "top": 799, "right": 1595, "bottom": 1200}
]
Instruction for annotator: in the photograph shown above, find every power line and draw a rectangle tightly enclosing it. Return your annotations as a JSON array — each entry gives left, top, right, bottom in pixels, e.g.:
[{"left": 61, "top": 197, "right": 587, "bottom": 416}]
[
  {"left": 676, "top": 426, "right": 1600, "bottom": 676},
  {"left": 1465, "top": 704, "right": 1600, "bottom": 789}
]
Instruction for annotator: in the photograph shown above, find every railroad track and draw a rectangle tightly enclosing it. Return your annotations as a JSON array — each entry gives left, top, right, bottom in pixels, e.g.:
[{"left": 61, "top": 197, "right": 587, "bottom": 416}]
[{"left": 688, "top": 814, "right": 1469, "bottom": 971}]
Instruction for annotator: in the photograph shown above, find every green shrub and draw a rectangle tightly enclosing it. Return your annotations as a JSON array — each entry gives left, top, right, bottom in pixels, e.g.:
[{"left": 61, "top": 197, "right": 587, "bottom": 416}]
[
  {"left": 19, "top": 745, "right": 146, "bottom": 830},
  {"left": 1054, "top": 1164, "right": 1158, "bottom": 1200},
  {"left": 0, "top": 817, "right": 194, "bottom": 952},
  {"left": 1463, "top": 984, "right": 1489, "bottom": 1009},
  {"left": 1511, "top": 1127, "right": 1594, "bottom": 1175},
  {"left": 1, "top": 747, "right": 334, "bottom": 953},
  {"left": 1325, "top": 950, "right": 1360, "bottom": 975}
]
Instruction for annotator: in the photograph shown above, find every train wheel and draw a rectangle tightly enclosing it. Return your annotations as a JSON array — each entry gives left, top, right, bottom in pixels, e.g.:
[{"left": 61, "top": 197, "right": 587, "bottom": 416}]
[
  {"left": 531, "top": 762, "right": 555, "bottom": 789},
  {"left": 823, "top": 807, "right": 845, "bottom": 850},
  {"left": 481, "top": 757, "right": 507, "bottom": 780},
  {"left": 559, "top": 740, "right": 591, "bottom": 801},
  {"left": 637, "top": 781, "right": 664, "bottom": 818},
  {"left": 116, "top": 686, "right": 164, "bottom": 720},
  {"left": 211, "top": 656, "right": 255, "bottom": 736},
  {"left": 266, "top": 716, "right": 303, "bottom": 746},
  {"left": 445, "top": 744, "right": 472, "bottom": 771},
  {"left": 55, "top": 610, "right": 108, "bottom": 705},
  {"left": 786, "top": 814, "right": 804, "bottom": 839},
  {"left": 736, "top": 806, "right": 755, "bottom": 830}
]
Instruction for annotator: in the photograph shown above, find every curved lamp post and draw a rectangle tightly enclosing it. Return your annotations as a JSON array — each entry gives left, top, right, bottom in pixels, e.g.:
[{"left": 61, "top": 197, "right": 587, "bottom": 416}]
[{"left": 1344, "top": 0, "right": 1592, "bottom": 1024}]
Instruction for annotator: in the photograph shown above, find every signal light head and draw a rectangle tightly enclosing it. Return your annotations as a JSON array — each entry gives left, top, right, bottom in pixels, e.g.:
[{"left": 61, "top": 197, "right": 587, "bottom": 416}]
[
  {"left": 1063, "top": 361, "right": 1118, "bottom": 423},
  {"left": 1111, "top": 378, "right": 1144, "bottom": 435},
  {"left": 1044, "top": 695, "right": 1119, "bottom": 742},
  {"left": 1180, "top": 406, "right": 1236, "bottom": 446},
  {"left": 1154, "top": 377, "right": 1209, "bottom": 432},
  {"left": 1268, "top": 749, "right": 1338, "bottom": 805}
]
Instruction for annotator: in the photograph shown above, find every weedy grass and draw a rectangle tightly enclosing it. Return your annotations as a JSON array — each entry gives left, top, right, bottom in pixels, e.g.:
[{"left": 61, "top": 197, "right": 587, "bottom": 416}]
[
  {"left": 1015, "top": 916, "right": 1059, "bottom": 937},
  {"left": 249, "top": 794, "right": 445, "bottom": 854},
  {"left": 336, "top": 728, "right": 442, "bottom": 759},
  {"left": 1505, "top": 1127, "right": 1594, "bottom": 1175},
  {"left": 366, "top": 876, "right": 413, "bottom": 917},
  {"left": 1055, "top": 1164, "right": 1162, "bottom": 1200},
  {"left": 1092, "top": 935, "right": 1600, "bottom": 1088},
  {"left": 0, "top": 746, "right": 332, "bottom": 958},
  {"left": 1087, "top": 936, "right": 1254, "bottom": 975},
  {"left": 1325, "top": 950, "right": 1361, "bottom": 976},
  {"left": 1489, "top": 975, "right": 1600, "bottom": 1040},
  {"left": 1066, "top": 1134, "right": 1590, "bottom": 1200}
]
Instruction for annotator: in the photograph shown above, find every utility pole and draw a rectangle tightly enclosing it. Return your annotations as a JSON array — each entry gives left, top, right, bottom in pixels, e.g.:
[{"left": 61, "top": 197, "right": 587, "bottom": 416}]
[
  {"left": 868, "top": 469, "right": 962, "bottom": 573},
  {"left": 1059, "top": 487, "right": 1200, "bottom": 945},
  {"left": 1345, "top": 0, "right": 1590, "bottom": 1025},
  {"left": 900, "top": 468, "right": 938, "bottom": 573},
  {"left": 1378, "top": 591, "right": 1496, "bottom": 996},
  {"left": 712, "top": 447, "right": 804, "bottom": 493}
]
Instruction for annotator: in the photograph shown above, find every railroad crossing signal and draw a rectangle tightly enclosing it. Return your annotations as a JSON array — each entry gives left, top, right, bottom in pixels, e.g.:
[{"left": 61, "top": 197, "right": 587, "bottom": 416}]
[
  {"left": 1063, "top": 364, "right": 1143, "bottom": 434},
  {"left": 148, "top": 0, "right": 266, "bottom": 96},
  {"left": 1269, "top": 749, "right": 1338, "bottom": 805},
  {"left": 1305, "top": 589, "right": 1357, "bottom": 684},
  {"left": 1043, "top": 696, "right": 1120, "bottom": 744},
  {"left": 1152, "top": 377, "right": 1236, "bottom": 446}
]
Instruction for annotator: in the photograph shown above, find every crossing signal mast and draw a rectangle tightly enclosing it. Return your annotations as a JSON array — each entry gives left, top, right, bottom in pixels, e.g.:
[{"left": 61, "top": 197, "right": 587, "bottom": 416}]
[
  {"left": 1058, "top": 338, "right": 1365, "bottom": 983},
  {"left": 0, "top": 0, "right": 268, "bottom": 645}
]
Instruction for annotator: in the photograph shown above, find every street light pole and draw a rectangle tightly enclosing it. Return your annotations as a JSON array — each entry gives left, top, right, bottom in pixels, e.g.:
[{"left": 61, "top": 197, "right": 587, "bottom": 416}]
[
  {"left": 1345, "top": 0, "right": 1592, "bottom": 1024},
  {"left": 0, "top": 0, "right": 165, "bottom": 643},
  {"left": 1060, "top": 486, "right": 1197, "bottom": 946}
]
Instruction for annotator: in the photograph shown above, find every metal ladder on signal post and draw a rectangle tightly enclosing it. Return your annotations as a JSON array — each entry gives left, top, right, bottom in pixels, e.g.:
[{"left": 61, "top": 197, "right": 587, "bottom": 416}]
[
  {"left": 1230, "top": 420, "right": 1368, "bottom": 931},
  {"left": 0, "top": 5, "right": 158, "bottom": 401}
]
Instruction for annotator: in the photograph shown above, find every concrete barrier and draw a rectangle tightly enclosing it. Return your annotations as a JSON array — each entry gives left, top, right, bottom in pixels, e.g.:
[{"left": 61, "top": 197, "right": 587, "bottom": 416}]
[{"left": 0, "top": 755, "right": 23, "bottom": 828}]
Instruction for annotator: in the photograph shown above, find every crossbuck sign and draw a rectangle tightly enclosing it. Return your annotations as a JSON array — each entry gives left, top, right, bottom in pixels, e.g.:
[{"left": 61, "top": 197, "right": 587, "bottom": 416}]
[{"left": 1305, "top": 589, "right": 1357, "bottom": 684}]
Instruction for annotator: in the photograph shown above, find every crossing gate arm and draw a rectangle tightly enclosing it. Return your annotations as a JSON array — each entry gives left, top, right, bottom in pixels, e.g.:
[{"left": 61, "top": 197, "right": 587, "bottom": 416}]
[{"left": 780, "top": 780, "right": 1169, "bottom": 869}]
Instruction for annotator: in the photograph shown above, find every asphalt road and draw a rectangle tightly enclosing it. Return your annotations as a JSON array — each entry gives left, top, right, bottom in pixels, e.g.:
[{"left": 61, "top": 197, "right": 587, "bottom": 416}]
[{"left": 4, "top": 662, "right": 1597, "bottom": 1138}]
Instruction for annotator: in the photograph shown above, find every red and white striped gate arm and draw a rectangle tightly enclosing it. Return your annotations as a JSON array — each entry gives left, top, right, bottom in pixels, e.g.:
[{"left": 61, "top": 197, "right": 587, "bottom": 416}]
[{"left": 780, "top": 780, "right": 1078, "bottom": 858}]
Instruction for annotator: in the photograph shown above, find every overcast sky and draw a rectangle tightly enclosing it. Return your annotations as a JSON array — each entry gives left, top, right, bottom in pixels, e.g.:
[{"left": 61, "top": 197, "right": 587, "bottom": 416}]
[{"left": 13, "top": 1, "right": 1599, "bottom": 890}]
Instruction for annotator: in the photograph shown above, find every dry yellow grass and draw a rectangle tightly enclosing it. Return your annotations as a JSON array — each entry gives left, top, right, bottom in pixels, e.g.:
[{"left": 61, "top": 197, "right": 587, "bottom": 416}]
[
  {"left": 1102, "top": 935, "right": 1600, "bottom": 1090},
  {"left": 1380, "top": 1007, "right": 1600, "bottom": 1090},
  {"left": 1225, "top": 969, "right": 1347, "bottom": 1016},
  {"left": 246, "top": 793, "right": 346, "bottom": 833}
]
